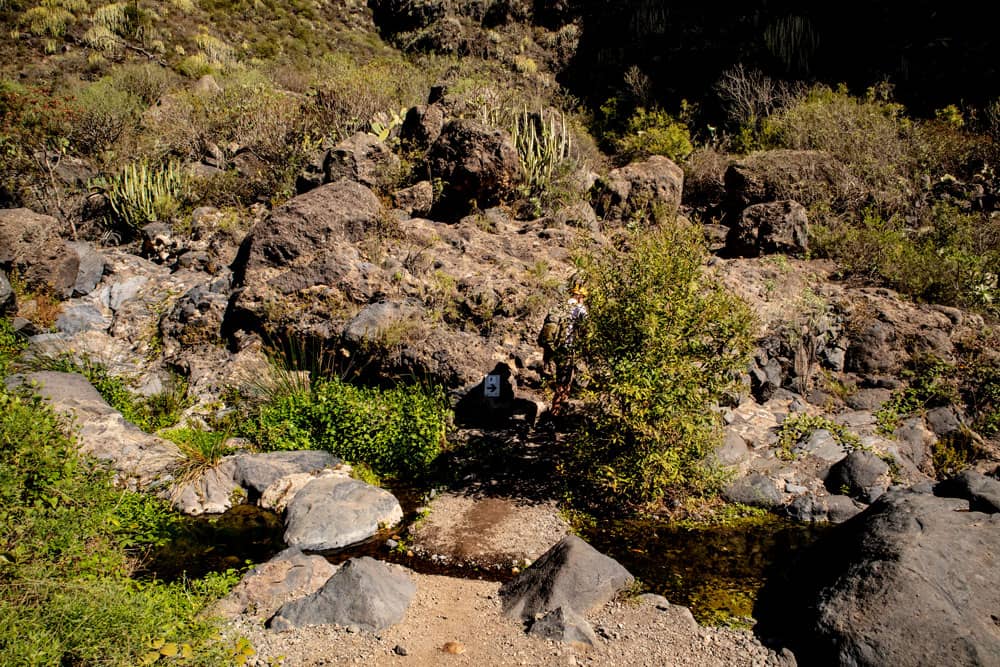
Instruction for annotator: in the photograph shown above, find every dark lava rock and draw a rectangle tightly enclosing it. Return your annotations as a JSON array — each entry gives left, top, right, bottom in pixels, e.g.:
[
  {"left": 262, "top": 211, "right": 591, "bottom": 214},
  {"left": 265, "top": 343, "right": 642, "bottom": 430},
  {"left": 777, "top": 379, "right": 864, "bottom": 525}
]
[
  {"left": 428, "top": 119, "right": 520, "bottom": 216},
  {"left": 758, "top": 489, "right": 1000, "bottom": 666},
  {"left": 728, "top": 200, "right": 809, "bottom": 257},
  {"left": 500, "top": 535, "right": 634, "bottom": 622},
  {"left": 0, "top": 208, "right": 79, "bottom": 298},
  {"left": 269, "top": 557, "right": 415, "bottom": 631},
  {"left": 723, "top": 473, "right": 784, "bottom": 510},
  {"left": 528, "top": 606, "right": 598, "bottom": 646},
  {"left": 825, "top": 450, "right": 890, "bottom": 504},
  {"left": 935, "top": 470, "right": 1000, "bottom": 514}
]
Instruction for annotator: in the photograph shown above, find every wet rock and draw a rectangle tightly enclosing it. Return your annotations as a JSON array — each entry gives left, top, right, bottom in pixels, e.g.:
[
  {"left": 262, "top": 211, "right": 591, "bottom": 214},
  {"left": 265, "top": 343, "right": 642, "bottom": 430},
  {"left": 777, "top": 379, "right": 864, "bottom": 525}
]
[
  {"left": 761, "top": 489, "right": 1000, "bottom": 666},
  {"left": 269, "top": 557, "right": 415, "bottom": 631},
  {"left": 935, "top": 471, "right": 1000, "bottom": 513},
  {"left": 6, "top": 371, "right": 182, "bottom": 489},
  {"left": 500, "top": 534, "right": 634, "bottom": 622},
  {"left": 234, "top": 451, "right": 342, "bottom": 496},
  {"left": 170, "top": 457, "right": 241, "bottom": 515},
  {"left": 429, "top": 119, "right": 520, "bottom": 216},
  {"left": 211, "top": 547, "right": 337, "bottom": 620},
  {"left": 592, "top": 155, "right": 684, "bottom": 222},
  {"left": 723, "top": 473, "right": 784, "bottom": 509},
  {"left": 528, "top": 606, "right": 598, "bottom": 647},
  {"left": 825, "top": 450, "right": 891, "bottom": 504},
  {"left": 284, "top": 477, "right": 404, "bottom": 551},
  {"left": 0, "top": 208, "right": 79, "bottom": 298},
  {"left": 728, "top": 200, "right": 809, "bottom": 257}
]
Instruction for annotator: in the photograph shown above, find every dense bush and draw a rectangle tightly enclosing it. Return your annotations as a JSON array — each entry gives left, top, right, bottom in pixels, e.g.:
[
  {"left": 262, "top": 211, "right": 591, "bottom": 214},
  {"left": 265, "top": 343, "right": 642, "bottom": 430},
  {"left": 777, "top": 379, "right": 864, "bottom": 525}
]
[
  {"left": 565, "top": 217, "right": 755, "bottom": 509},
  {"left": 0, "top": 383, "right": 229, "bottom": 666},
  {"left": 242, "top": 376, "right": 450, "bottom": 478}
]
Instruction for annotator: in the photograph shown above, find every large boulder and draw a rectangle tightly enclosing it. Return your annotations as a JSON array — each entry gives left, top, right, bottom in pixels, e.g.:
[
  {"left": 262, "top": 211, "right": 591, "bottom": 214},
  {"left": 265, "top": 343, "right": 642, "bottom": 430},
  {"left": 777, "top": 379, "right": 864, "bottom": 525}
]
[
  {"left": 727, "top": 200, "right": 809, "bottom": 257},
  {"left": 322, "top": 133, "right": 401, "bottom": 190},
  {"left": 724, "top": 150, "right": 862, "bottom": 217},
  {"left": 499, "top": 534, "right": 634, "bottom": 622},
  {"left": 7, "top": 371, "right": 182, "bottom": 489},
  {"left": 269, "top": 557, "right": 415, "bottom": 631},
  {"left": 283, "top": 476, "right": 403, "bottom": 551},
  {"left": 935, "top": 471, "right": 1000, "bottom": 514},
  {"left": 758, "top": 489, "right": 1000, "bottom": 666},
  {"left": 592, "top": 155, "right": 683, "bottom": 222},
  {"left": 233, "top": 451, "right": 342, "bottom": 497},
  {"left": 210, "top": 547, "right": 337, "bottom": 620},
  {"left": 428, "top": 119, "right": 520, "bottom": 216},
  {"left": 0, "top": 208, "right": 79, "bottom": 298},
  {"left": 825, "top": 450, "right": 890, "bottom": 504}
]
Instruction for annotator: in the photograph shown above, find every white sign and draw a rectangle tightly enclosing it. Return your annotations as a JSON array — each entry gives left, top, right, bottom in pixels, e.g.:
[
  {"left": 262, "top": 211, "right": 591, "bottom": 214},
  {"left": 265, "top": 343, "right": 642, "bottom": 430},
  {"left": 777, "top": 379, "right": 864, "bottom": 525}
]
[{"left": 484, "top": 373, "right": 501, "bottom": 398}]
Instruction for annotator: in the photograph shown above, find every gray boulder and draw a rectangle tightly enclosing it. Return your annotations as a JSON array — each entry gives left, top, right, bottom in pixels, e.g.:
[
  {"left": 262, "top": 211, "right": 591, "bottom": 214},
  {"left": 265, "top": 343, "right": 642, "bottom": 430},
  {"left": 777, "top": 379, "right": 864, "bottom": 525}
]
[
  {"left": 234, "top": 451, "right": 341, "bottom": 496},
  {"left": 67, "top": 241, "right": 106, "bottom": 297},
  {"left": 393, "top": 180, "right": 434, "bottom": 216},
  {"left": 500, "top": 534, "right": 634, "bottom": 622},
  {"left": 323, "top": 132, "right": 401, "bottom": 189},
  {"left": 0, "top": 208, "right": 79, "bottom": 298},
  {"left": 7, "top": 371, "right": 182, "bottom": 489},
  {"left": 54, "top": 303, "right": 111, "bottom": 335},
  {"left": 0, "top": 270, "right": 13, "bottom": 313},
  {"left": 528, "top": 606, "right": 598, "bottom": 647},
  {"left": 592, "top": 155, "right": 684, "bottom": 222},
  {"left": 761, "top": 489, "right": 1000, "bottom": 666},
  {"left": 269, "top": 557, "right": 414, "bottom": 631},
  {"left": 170, "top": 457, "right": 241, "bottom": 515},
  {"left": 728, "top": 200, "right": 809, "bottom": 256},
  {"left": 935, "top": 471, "right": 1000, "bottom": 514},
  {"left": 284, "top": 477, "right": 404, "bottom": 551},
  {"left": 723, "top": 473, "right": 784, "bottom": 509},
  {"left": 428, "top": 119, "right": 520, "bottom": 215},
  {"left": 210, "top": 547, "right": 337, "bottom": 620},
  {"left": 785, "top": 493, "right": 864, "bottom": 524},
  {"left": 825, "top": 450, "right": 891, "bottom": 504}
]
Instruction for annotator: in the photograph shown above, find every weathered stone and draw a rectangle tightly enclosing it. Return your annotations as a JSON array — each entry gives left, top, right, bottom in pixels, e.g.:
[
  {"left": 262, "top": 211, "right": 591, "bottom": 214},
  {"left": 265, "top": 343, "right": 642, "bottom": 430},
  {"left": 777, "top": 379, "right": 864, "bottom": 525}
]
[
  {"left": 392, "top": 180, "right": 434, "bottom": 216},
  {"left": 210, "top": 547, "right": 338, "bottom": 620},
  {"left": 528, "top": 606, "right": 598, "bottom": 647},
  {"left": 500, "top": 535, "right": 634, "bottom": 621},
  {"left": 55, "top": 303, "right": 111, "bottom": 335},
  {"left": 234, "top": 451, "right": 342, "bottom": 496},
  {"left": 400, "top": 104, "right": 445, "bottom": 149},
  {"left": 6, "top": 371, "right": 182, "bottom": 489},
  {"left": 760, "top": 489, "right": 1000, "bottom": 666},
  {"left": 825, "top": 450, "right": 890, "bottom": 504},
  {"left": 428, "top": 119, "right": 520, "bottom": 216},
  {"left": 935, "top": 471, "right": 1000, "bottom": 514},
  {"left": 269, "top": 557, "right": 414, "bottom": 631},
  {"left": 324, "top": 133, "right": 401, "bottom": 189},
  {"left": 342, "top": 300, "right": 423, "bottom": 346},
  {"left": 728, "top": 200, "right": 809, "bottom": 256},
  {"left": 0, "top": 271, "right": 13, "bottom": 313},
  {"left": 592, "top": 155, "right": 684, "bottom": 222},
  {"left": 724, "top": 150, "right": 862, "bottom": 215},
  {"left": 714, "top": 429, "right": 751, "bottom": 467},
  {"left": 67, "top": 242, "right": 106, "bottom": 297},
  {"left": 170, "top": 457, "right": 241, "bottom": 515},
  {"left": 793, "top": 429, "right": 848, "bottom": 463},
  {"left": 723, "top": 473, "right": 784, "bottom": 509},
  {"left": 284, "top": 477, "right": 403, "bottom": 551},
  {"left": 0, "top": 208, "right": 79, "bottom": 298},
  {"left": 925, "top": 406, "right": 962, "bottom": 437}
]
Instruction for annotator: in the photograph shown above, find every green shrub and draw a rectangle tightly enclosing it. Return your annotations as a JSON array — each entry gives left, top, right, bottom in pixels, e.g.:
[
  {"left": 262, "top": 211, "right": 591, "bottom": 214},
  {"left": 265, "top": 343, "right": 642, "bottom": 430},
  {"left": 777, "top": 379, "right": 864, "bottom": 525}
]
[
  {"left": 101, "top": 158, "right": 189, "bottom": 232},
  {"left": 875, "top": 355, "right": 958, "bottom": 435},
  {"left": 565, "top": 217, "right": 755, "bottom": 508},
  {"left": 242, "top": 376, "right": 450, "bottom": 479},
  {"left": 775, "top": 413, "right": 861, "bottom": 460},
  {"left": 0, "top": 384, "right": 227, "bottom": 666},
  {"left": 615, "top": 106, "right": 693, "bottom": 163},
  {"left": 69, "top": 77, "right": 144, "bottom": 156},
  {"left": 510, "top": 108, "right": 576, "bottom": 206},
  {"left": 0, "top": 319, "right": 26, "bottom": 376}
]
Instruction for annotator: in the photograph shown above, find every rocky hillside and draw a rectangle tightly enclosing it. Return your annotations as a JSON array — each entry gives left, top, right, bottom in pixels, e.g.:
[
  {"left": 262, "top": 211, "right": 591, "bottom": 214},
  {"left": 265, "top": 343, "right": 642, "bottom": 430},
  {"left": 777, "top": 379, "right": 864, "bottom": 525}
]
[{"left": 3, "top": 0, "right": 1000, "bottom": 665}]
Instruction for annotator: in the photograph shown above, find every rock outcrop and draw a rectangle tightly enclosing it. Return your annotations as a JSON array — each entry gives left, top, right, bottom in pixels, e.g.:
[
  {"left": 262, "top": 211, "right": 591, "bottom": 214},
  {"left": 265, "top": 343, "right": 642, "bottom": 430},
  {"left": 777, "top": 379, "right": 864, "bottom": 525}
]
[{"left": 283, "top": 476, "right": 404, "bottom": 551}]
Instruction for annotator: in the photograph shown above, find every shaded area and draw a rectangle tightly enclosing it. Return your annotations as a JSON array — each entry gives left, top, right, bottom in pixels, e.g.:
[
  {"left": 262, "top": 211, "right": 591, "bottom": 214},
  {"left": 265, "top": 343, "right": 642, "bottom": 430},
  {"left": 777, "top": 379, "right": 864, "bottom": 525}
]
[{"left": 580, "top": 515, "right": 829, "bottom": 624}]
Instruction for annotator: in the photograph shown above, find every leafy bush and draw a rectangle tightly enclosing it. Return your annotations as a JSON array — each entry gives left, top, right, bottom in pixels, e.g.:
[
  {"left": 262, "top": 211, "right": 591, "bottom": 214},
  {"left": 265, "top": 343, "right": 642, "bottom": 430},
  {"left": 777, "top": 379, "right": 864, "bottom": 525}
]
[
  {"left": 875, "top": 355, "right": 958, "bottom": 435},
  {"left": 775, "top": 413, "right": 861, "bottom": 460},
  {"left": 615, "top": 106, "right": 693, "bottom": 163},
  {"left": 242, "top": 376, "right": 450, "bottom": 478},
  {"left": 69, "top": 77, "right": 145, "bottom": 156},
  {"left": 0, "top": 318, "right": 26, "bottom": 377},
  {"left": 0, "top": 384, "right": 227, "bottom": 666},
  {"left": 565, "top": 217, "right": 755, "bottom": 508}
]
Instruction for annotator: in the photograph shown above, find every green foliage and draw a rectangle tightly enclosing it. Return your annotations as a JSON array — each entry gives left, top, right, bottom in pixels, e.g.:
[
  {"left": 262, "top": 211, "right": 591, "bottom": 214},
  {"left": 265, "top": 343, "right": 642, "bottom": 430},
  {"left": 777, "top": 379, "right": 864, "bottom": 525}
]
[
  {"left": 161, "top": 427, "right": 234, "bottom": 477},
  {"left": 876, "top": 355, "right": 958, "bottom": 434},
  {"left": 0, "top": 319, "right": 26, "bottom": 377},
  {"left": 775, "top": 413, "right": 861, "bottom": 460},
  {"left": 510, "top": 108, "right": 576, "bottom": 204},
  {"left": 812, "top": 206, "right": 1000, "bottom": 313},
  {"left": 69, "top": 77, "right": 145, "bottom": 156},
  {"left": 615, "top": 106, "right": 693, "bottom": 162},
  {"left": 30, "top": 354, "right": 189, "bottom": 432},
  {"left": 565, "top": 218, "right": 755, "bottom": 508},
  {"left": 931, "top": 432, "right": 982, "bottom": 478},
  {"left": 101, "top": 159, "right": 190, "bottom": 232},
  {"left": 0, "top": 384, "right": 227, "bottom": 666},
  {"left": 241, "top": 376, "right": 450, "bottom": 479}
]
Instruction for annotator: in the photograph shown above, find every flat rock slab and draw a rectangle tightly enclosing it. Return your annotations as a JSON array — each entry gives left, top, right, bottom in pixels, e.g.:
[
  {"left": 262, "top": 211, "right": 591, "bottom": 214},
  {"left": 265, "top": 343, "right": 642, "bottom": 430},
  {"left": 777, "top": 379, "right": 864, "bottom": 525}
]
[
  {"left": 408, "top": 493, "right": 570, "bottom": 567},
  {"left": 500, "top": 534, "right": 634, "bottom": 622},
  {"left": 234, "top": 451, "right": 341, "bottom": 495},
  {"left": 7, "top": 371, "right": 182, "bottom": 489},
  {"left": 270, "top": 557, "right": 414, "bottom": 631},
  {"left": 284, "top": 476, "right": 403, "bottom": 551}
]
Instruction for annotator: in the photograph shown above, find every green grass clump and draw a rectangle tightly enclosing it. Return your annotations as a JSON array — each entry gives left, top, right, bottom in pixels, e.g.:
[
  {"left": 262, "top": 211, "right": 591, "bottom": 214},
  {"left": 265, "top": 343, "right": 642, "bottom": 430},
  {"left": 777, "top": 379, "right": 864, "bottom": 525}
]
[
  {"left": 0, "top": 383, "right": 231, "bottom": 666},
  {"left": 564, "top": 215, "right": 755, "bottom": 509},
  {"left": 775, "top": 413, "right": 861, "bottom": 460},
  {"left": 241, "top": 375, "right": 450, "bottom": 479}
]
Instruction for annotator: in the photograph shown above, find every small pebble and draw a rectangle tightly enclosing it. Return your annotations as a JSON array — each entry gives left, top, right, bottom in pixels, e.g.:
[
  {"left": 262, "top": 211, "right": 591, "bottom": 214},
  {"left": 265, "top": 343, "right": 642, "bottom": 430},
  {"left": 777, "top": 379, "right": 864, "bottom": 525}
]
[
  {"left": 393, "top": 645, "right": 408, "bottom": 656},
  {"left": 441, "top": 641, "right": 466, "bottom": 654}
]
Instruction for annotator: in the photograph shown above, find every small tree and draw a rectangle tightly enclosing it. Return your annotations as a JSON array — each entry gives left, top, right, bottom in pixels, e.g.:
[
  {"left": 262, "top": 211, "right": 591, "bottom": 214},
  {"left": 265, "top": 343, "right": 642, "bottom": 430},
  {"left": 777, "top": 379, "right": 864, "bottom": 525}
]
[{"left": 566, "top": 218, "right": 754, "bottom": 509}]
